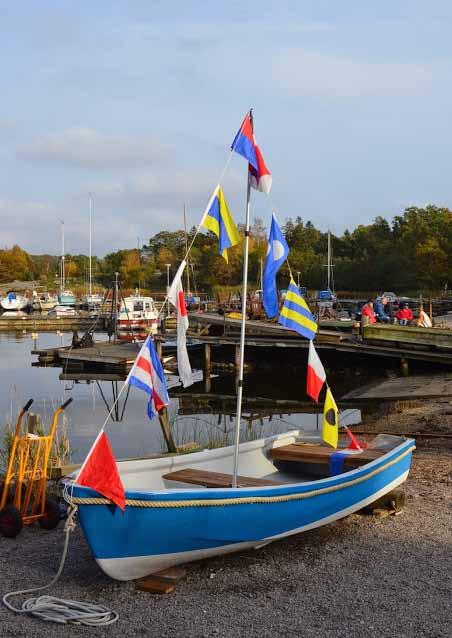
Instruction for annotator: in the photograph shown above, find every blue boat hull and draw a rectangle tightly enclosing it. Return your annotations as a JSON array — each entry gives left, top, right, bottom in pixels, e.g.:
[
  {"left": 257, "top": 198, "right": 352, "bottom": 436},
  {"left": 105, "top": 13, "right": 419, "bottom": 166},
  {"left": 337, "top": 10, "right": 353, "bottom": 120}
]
[{"left": 70, "top": 438, "right": 414, "bottom": 580}]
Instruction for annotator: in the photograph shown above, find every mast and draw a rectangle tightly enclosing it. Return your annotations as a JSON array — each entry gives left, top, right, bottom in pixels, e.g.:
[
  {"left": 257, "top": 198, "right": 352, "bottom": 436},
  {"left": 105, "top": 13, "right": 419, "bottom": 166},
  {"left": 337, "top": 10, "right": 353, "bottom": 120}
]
[
  {"left": 327, "top": 230, "right": 331, "bottom": 291},
  {"left": 232, "top": 175, "right": 252, "bottom": 487},
  {"left": 183, "top": 203, "right": 190, "bottom": 293},
  {"left": 89, "top": 193, "right": 93, "bottom": 295},
  {"left": 60, "top": 220, "right": 65, "bottom": 293}
]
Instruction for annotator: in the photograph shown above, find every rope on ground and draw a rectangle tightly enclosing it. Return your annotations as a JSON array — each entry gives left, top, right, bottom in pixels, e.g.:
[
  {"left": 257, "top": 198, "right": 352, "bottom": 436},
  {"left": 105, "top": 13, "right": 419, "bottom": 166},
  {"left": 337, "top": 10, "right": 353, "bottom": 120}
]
[{"left": 2, "top": 507, "right": 119, "bottom": 626}]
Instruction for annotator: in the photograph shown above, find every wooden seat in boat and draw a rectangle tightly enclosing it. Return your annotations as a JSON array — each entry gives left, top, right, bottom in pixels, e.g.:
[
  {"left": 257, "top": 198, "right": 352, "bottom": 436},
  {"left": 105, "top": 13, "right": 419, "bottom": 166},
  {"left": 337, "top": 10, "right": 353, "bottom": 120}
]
[
  {"left": 270, "top": 444, "right": 384, "bottom": 468},
  {"left": 162, "top": 468, "right": 282, "bottom": 488}
]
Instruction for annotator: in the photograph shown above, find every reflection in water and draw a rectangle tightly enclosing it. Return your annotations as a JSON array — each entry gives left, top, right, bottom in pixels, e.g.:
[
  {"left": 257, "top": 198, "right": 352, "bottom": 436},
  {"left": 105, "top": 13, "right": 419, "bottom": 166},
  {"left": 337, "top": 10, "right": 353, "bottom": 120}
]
[{"left": 0, "top": 332, "right": 362, "bottom": 464}]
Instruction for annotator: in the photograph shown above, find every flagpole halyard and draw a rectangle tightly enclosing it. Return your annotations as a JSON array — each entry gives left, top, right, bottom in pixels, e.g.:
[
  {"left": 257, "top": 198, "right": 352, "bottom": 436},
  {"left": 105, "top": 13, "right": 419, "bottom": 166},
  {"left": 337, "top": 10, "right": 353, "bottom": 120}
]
[{"left": 232, "top": 175, "right": 252, "bottom": 488}]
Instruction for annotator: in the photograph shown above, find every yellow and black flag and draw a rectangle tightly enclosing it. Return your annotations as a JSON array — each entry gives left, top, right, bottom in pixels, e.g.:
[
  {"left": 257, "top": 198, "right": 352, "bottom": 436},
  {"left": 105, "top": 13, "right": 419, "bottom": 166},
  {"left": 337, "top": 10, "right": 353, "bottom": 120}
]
[{"left": 322, "top": 387, "right": 338, "bottom": 448}]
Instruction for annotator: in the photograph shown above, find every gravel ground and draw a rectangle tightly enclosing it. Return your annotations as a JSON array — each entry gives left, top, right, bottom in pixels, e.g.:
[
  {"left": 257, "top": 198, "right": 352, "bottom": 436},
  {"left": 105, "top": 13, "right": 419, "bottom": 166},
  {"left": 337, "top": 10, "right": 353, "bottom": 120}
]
[{"left": 0, "top": 450, "right": 451, "bottom": 638}]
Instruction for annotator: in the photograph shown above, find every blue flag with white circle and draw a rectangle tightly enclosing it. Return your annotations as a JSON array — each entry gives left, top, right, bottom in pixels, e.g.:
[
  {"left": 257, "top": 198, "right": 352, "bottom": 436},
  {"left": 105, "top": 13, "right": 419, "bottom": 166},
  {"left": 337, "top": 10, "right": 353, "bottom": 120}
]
[{"left": 263, "top": 214, "right": 289, "bottom": 318}]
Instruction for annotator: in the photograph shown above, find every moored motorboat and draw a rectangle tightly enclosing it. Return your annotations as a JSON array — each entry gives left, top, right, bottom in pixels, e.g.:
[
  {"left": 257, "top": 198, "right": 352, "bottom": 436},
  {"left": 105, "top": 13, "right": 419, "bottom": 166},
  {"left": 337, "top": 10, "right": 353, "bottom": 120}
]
[
  {"left": 117, "top": 294, "right": 158, "bottom": 339},
  {"left": 32, "top": 291, "right": 58, "bottom": 312},
  {"left": 82, "top": 293, "right": 103, "bottom": 311},
  {"left": 67, "top": 431, "right": 414, "bottom": 581},
  {"left": 58, "top": 290, "right": 77, "bottom": 306},
  {"left": 48, "top": 305, "right": 78, "bottom": 317}
]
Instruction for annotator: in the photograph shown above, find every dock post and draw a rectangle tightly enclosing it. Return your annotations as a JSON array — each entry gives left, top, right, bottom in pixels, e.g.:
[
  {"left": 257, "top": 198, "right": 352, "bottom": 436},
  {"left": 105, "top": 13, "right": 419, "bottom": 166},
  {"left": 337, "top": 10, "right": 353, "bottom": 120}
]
[
  {"left": 204, "top": 343, "right": 211, "bottom": 372},
  {"left": 156, "top": 339, "right": 163, "bottom": 362},
  {"left": 400, "top": 357, "right": 409, "bottom": 377},
  {"left": 204, "top": 370, "right": 211, "bottom": 393},
  {"left": 158, "top": 408, "right": 177, "bottom": 453}
]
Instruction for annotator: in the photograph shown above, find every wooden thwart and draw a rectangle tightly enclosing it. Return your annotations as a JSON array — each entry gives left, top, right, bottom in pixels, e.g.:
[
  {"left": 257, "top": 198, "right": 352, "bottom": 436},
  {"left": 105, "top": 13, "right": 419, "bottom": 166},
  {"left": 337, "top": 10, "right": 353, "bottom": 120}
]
[
  {"left": 270, "top": 444, "right": 384, "bottom": 467},
  {"left": 162, "top": 467, "right": 282, "bottom": 488}
]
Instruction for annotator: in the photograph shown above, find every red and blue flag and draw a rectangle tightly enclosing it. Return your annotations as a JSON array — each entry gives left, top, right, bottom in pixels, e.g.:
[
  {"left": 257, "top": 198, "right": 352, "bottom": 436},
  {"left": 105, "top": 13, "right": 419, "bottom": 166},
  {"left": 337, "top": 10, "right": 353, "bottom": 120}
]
[
  {"left": 126, "top": 336, "right": 169, "bottom": 419},
  {"left": 231, "top": 111, "right": 272, "bottom": 194}
]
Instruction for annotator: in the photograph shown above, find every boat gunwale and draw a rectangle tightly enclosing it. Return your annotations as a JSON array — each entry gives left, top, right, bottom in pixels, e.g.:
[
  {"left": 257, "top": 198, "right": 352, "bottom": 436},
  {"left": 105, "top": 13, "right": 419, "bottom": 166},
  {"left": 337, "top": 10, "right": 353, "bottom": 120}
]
[{"left": 65, "top": 437, "right": 415, "bottom": 506}]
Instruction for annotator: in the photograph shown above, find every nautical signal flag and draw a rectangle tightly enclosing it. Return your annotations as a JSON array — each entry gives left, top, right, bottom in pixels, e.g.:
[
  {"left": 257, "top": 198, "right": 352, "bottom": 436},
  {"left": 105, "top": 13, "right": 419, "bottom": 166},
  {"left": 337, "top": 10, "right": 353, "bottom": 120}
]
[
  {"left": 231, "top": 111, "right": 272, "bottom": 194},
  {"left": 201, "top": 185, "right": 241, "bottom": 263},
  {"left": 322, "top": 387, "right": 339, "bottom": 449},
  {"left": 76, "top": 430, "right": 125, "bottom": 510},
  {"left": 126, "top": 336, "right": 169, "bottom": 420},
  {"left": 263, "top": 213, "right": 289, "bottom": 318},
  {"left": 279, "top": 279, "right": 318, "bottom": 340},
  {"left": 306, "top": 340, "right": 326, "bottom": 402},
  {"left": 168, "top": 260, "right": 194, "bottom": 388}
]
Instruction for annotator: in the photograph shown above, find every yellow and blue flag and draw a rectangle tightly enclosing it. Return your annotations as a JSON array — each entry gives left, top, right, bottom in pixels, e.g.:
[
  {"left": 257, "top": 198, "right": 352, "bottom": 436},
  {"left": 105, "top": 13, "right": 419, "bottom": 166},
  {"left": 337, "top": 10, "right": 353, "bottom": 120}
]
[
  {"left": 278, "top": 279, "right": 318, "bottom": 340},
  {"left": 201, "top": 185, "right": 241, "bottom": 263}
]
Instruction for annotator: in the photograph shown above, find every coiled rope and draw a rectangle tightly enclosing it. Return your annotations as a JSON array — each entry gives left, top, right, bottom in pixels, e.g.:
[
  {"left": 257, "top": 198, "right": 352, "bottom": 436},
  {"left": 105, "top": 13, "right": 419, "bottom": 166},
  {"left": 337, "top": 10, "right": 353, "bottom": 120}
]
[{"left": 2, "top": 507, "right": 119, "bottom": 626}]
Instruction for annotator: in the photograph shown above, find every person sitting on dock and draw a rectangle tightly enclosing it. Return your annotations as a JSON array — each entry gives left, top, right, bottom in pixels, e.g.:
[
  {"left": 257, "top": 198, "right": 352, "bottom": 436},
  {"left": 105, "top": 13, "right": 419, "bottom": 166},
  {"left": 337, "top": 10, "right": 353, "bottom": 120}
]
[
  {"left": 374, "top": 295, "right": 390, "bottom": 323},
  {"left": 395, "top": 302, "right": 413, "bottom": 326},
  {"left": 361, "top": 300, "right": 377, "bottom": 324},
  {"left": 417, "top": 306, "right": 433, "bottom": 328}
]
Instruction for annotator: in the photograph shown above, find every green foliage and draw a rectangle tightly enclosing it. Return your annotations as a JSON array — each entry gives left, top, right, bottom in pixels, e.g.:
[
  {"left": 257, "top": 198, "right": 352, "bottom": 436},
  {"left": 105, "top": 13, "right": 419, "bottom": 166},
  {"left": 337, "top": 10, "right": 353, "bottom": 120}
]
[{"left": 4, "top": 205, "right": 452, "bottom": 293}]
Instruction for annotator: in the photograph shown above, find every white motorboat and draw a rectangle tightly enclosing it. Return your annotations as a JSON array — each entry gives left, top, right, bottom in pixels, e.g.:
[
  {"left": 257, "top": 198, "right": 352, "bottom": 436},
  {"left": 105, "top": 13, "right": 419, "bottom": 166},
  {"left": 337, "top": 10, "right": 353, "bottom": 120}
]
[
  {"left": 32, "top": 291, "right": 58, "bottom": 312},
  {"left": 117, "top": 294, "right": 158, "bottom": 338},
  {"left": 48, "top": 305, "right": 78, "bottom": 318}
]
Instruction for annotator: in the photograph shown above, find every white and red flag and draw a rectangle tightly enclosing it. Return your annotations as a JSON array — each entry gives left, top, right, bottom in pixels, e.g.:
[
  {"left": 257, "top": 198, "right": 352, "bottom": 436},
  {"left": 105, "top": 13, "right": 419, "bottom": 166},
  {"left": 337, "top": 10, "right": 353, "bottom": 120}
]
[
  {"left": 76, "top": 430, "right": 126, "bottom": 510},
  {"left": 168, "top": 260, "right": 194, "bottom": 388},
  {"left": 306, "top": 340, "right": 326, "bottom": 402}
]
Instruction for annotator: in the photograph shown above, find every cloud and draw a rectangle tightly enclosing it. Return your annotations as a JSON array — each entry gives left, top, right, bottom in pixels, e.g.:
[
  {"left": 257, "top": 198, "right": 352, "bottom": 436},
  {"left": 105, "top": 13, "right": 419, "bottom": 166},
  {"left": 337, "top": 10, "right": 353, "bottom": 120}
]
[
  {"left": 0, "top": 198, "right": 59, "bottom": 250},
  {"left": 19, "top": 128, "right": 167, "bottom": 168},
  {"left": 270, "top": 50, "right": 433, "bottom": 98}
]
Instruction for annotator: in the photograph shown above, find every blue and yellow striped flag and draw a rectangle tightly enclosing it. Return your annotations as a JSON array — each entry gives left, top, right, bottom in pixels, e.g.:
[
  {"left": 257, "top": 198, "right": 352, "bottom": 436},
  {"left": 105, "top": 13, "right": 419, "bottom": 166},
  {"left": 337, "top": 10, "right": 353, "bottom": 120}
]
[
  {"left": 278, "top": 279, "right": 318, "bottom": 340},
  {"left": 201, "top": 185, "right": 241, "bottom": 263}
]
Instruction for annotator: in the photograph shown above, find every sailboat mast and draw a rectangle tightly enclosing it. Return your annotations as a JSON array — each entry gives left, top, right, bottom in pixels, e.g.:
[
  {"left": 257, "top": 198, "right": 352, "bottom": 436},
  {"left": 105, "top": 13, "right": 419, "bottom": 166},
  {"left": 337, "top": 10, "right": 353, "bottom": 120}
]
[
  {"left": 232, "top": 177, "right": 251, "bottom": 487},
  {"left": 60, "top": 220, "right": 65, "bottom": 293},
  {"left": 183, "top": 202, "right": 190, "bottom": 293},
  {"left": 327, "top": 230, "right": 331, "bottom": 291},
  {"left": 89, "top": 193, "right": 93, "bottom": 295}
]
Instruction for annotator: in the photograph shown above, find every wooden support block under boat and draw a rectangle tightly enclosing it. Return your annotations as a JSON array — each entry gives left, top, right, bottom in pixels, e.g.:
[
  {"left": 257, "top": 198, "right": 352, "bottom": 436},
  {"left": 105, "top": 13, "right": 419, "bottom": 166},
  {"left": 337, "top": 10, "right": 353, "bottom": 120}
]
[
  {"left": 359, "top": 488, "right": 406, "bottom": 516},
  {"left": 269, "top": 444, "right": 384, "bottom": 467},
  {"left": 162, "top": 468, "right": 282, "bottom": 488},
  {"left": 136, "top": 577, "right": 176, "bottom": 594}
]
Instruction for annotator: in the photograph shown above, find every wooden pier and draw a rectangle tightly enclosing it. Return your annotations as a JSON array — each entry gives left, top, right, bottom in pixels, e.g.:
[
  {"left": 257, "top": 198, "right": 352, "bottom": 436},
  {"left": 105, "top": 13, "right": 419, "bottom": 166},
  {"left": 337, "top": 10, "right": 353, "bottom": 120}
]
[
  {"left": 0, "top": 315, "right": 104, "bottom": 331},
  {"left": 188, "top": 312, "right": 452, "bottom": 368},
  {"left": 30, "top": 311, "right": 452, "bottom": 375}
]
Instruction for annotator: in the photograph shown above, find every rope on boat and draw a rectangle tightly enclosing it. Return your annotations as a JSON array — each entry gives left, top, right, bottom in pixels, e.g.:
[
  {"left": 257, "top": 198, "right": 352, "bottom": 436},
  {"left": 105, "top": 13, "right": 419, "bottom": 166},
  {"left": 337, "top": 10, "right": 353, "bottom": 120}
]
[
  {"left": 68, "top": 445, "right": 415, "bottom": 509},
  {"left": 2, "top": 507, "right": 119, "bottom": 626}
]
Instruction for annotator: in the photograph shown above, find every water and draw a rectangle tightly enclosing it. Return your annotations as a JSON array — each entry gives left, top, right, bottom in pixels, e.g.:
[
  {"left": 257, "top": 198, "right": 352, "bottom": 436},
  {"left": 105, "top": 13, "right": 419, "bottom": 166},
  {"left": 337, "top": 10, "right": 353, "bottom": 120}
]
[{"left": 0, "top": 332, "right": 363, "bottom": 465}]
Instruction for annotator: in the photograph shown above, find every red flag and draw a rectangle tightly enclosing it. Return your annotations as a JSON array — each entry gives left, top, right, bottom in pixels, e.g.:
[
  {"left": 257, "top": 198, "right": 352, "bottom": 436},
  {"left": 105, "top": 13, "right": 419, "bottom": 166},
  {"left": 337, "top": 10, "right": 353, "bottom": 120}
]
[
  {"left": 306, "top": 340, "right": 326, "bottom": 402},
  {"left": 76, "top": 431, "right": 125, "bottom": 511},
  {"left": 345, "top": 427, "right": 366, "bottom": 450}
]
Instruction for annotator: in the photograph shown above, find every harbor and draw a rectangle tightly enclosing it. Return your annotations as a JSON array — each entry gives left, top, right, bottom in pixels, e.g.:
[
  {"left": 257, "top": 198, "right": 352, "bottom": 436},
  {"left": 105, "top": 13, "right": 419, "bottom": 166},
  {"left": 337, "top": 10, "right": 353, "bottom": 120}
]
[{"left": 4, "top": 4, "right": 452, "bottom": 635}]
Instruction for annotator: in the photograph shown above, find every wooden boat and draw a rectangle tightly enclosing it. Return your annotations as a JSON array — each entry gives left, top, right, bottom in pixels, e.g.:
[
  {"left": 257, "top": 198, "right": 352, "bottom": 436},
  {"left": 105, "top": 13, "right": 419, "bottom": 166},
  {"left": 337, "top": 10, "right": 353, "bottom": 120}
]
[
  {"left": 65, "top": 114, "right": 415, "bottom": 583},
  {"left": 67, "top": 431, "right": 414, "bottom": 581}
]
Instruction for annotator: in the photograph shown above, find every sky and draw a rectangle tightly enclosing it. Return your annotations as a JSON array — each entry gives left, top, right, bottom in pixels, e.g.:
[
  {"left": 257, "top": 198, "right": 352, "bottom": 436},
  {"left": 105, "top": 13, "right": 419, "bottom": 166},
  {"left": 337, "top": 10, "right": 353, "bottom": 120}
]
[{"left": 2, "top": 1, "right": 452, "bottom": 256}]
